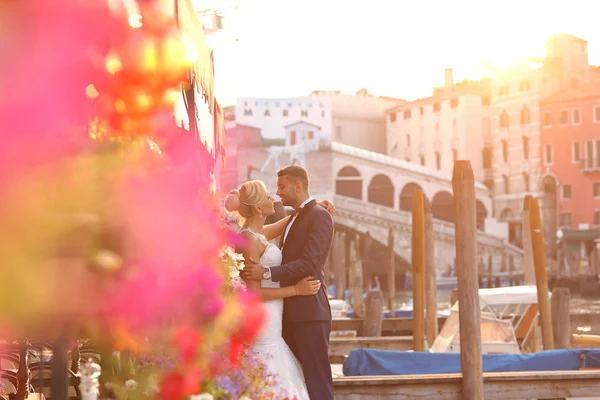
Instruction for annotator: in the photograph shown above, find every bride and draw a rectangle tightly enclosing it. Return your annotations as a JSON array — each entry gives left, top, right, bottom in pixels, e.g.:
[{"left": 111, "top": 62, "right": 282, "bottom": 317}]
[{"left": 224, "top": 180, "right": 334, "bottom": 400}]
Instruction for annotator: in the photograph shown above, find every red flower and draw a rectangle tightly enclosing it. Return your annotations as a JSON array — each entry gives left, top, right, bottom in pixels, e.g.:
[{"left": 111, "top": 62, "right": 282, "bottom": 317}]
[
  {"left": 159, "top": 368, "right": 202, "bottom": 400},
  {"left": 182, "top": 367, "right": 202, "bottom": 396},
  {"left": 228, "top": 336, "right": 244, "bottom": 367},
  {"left": 173, "top": 326, "right": 201, "bottom": 364},
  {"left": 159, "top": 371, "right": 185, "bottom": 400}
]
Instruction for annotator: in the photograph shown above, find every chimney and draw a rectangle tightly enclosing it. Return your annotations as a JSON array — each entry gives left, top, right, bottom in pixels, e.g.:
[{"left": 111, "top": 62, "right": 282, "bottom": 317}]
[{"left": 444, "top": 68, "right": 454, "bottom": 95}]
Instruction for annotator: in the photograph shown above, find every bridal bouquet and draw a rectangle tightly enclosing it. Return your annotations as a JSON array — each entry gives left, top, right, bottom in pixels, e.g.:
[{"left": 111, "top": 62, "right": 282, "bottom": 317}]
[{"left": 220, "top": 245, "right": 247, "bottom": 292}]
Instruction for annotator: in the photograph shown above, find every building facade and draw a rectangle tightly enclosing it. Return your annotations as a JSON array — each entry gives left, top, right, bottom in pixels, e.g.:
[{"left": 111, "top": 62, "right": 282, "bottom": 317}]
[
  {"left": 540, "top": 83, "right": 600, "bottom": 231},
  {"left": 384, "top": 69, "right": 492, "bottom": 185},
  {"left": 310, "top": 89, "right": 404, "bottom": 154},
  {"left": 490, "top": 34, "right": 592, "bottom": 248}
]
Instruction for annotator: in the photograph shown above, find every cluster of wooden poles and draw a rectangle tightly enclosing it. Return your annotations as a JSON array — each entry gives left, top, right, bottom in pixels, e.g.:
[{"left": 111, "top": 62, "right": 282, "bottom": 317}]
[{"left": 360, "top": 160, "right": 562, "bottom": 399}]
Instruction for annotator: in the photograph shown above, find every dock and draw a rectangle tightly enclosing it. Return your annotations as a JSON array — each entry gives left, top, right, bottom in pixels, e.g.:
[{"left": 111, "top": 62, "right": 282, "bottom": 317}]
[{"left": 333, "top": 370, "right": 600, "bottom": 399}]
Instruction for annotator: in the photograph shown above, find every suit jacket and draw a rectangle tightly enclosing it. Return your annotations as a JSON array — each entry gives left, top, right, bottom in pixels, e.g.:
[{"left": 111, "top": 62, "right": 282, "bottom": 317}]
[{"left": 271, "top": 199, "right": 333, "bottom": 322}]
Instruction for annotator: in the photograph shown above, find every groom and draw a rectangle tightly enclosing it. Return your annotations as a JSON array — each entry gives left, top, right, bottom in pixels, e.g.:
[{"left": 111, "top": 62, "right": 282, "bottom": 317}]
[{"left": 242, "top": 165, "right": 334, "bottom": 400}]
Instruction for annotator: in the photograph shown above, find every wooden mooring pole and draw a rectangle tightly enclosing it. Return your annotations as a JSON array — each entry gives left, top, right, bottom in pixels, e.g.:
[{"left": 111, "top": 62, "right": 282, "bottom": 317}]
[
  {"left": 551, "top": 287, "right": 571, "bottom": 349},
  {"left": 522, "top": 195, "right": 540, "bottom": 352},
  {"left": 452, "top": 160, "right": 483, "bottom": 399},
  {"left": 411, "top": 189, "right": 426, "bottom": 352},
  {"left": 530, "top": 197, "right": 554, "bottom": 350},
  {"left": 387, "top": 228, "right": 396, "bottom": 315},
  {"left": 522, "top": 195, "right": 535, "bottom": 285},
  {"left": 363, "top": 289, "right": 384, "bottom": 337},
  {"left": 424, "top": 198, "right": 438, "bottom": 347}
]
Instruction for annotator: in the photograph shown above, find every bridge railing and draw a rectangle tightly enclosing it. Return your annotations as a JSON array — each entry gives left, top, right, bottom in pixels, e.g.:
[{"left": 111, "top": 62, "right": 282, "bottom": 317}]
[{"left": 333, "top": 194, "right": 523, "bottom": 263}]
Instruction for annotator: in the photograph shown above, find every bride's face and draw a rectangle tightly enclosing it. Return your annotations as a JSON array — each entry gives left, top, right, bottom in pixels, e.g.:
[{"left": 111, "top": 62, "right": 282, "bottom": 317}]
[{"left": 257, "top": 193, "right": 275, "bottom": 218}]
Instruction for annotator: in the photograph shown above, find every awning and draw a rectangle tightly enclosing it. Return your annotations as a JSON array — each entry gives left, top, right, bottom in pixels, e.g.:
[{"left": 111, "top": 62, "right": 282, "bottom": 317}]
[{"left": 560, "top": 228, "right": 600, "bottom": 242}]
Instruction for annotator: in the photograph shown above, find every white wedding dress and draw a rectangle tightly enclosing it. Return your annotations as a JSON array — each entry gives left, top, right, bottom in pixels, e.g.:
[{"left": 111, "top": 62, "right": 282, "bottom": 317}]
[{"left": 241, "top": 228, "right": 309, "bottom": 400}]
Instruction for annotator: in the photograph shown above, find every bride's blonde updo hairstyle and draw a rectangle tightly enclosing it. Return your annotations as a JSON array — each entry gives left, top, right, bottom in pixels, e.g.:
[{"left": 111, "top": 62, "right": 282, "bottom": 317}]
[{"left": 224, "top": 180, "right": 269, "bottom": 222}]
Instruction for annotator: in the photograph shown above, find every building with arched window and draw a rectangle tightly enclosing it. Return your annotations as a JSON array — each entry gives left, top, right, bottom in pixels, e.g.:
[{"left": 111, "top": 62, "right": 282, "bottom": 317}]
[{"left": 490, "top": 34, "right": 593, "bottom": 247}]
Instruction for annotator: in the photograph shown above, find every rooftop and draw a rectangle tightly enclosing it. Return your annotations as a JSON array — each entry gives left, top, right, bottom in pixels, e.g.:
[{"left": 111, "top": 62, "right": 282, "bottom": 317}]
[{"left": 541, "top": 79, "right": 600, "bottom": 104}]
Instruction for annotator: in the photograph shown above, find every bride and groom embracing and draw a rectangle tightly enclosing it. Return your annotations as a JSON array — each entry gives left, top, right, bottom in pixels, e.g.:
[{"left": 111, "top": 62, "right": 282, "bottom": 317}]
[{"left": 224, "top": 165, "right": 335, "bottom": 400}]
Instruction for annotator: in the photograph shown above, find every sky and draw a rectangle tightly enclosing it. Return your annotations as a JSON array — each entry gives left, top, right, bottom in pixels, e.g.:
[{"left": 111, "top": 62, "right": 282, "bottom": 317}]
[{"left": 197, "top": 0, "right": 600, "bottom": 107}]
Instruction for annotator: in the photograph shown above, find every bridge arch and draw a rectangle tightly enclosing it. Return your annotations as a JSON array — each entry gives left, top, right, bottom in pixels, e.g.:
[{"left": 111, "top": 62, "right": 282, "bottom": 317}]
[
  {"left": 431, "top": 191, "right": 454, "bottom": 223},
  {"left": 476, "top": 199, "right": 488, "bottom": 231},
  {"left": 399, "top": 182, "right": 426, "bottom": 212},
  {"left": 368, "top": 174, "right": 394, "bottom": 208},
  {"left": 500, "top": 208, "right": 514, "bottom": 221},
  {"left": 335, "top": 166, "right": 362, "bottom": 200}
]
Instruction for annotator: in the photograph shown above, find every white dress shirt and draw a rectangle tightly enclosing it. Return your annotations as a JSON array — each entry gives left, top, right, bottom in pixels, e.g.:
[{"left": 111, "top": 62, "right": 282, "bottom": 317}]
[{"left": 282, "top": 196, "right": 314, "bottom": 245}]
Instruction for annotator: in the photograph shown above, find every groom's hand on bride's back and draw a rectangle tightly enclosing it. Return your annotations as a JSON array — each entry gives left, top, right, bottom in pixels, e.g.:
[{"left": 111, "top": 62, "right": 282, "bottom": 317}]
[{"left": 241, "top": 257, "right": 265, "bottom": 281}]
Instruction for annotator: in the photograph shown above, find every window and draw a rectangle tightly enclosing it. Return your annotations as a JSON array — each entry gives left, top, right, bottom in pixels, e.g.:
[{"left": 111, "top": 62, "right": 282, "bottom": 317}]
[
  {"left": 545, "top": 144, "right": 553, "bottom": 164},
  {"left": 498, "top": 85, "right": 509, "bottom": 96},
  {"left": 406, "top": 134, "right": 411, "bottom": 147},
  {"left": 523, "top": 173, "right": 530, "bottom": 192},
  {"left": 543, "top": 112, "right": 552, "bottom": 127},
  {"left": 300, "top": 110, "right": 308, "bottom": 117},
  {"left": 335, "top": 125, "right": 342, "bottom": 140},
  {"left": 502, "top": 140, "right": 508, "bottom": 163},
  {"left": 562, "top": 184, "right": 572, "bottom": 199},
  {"left": 435, "top": 152, "right": 441, "bottom": 170},
  {"left": 560, "top": 213, "right": 572, "bottom": 227},
  {"left": 482, "top": 147, "right": 492, "bottom": 169},
  {"left": 420, "top": 155, "right": 425, "bottom": 166},
  {"left": 594, "top": 182, "right": 600, "bottom": 197},
  {"left": 503, "top": 175, "right": 509, "bottom": 194},
  {"left": 404, "top": 110, "right": 411, "bottom": 119},
  {"left": 520, "top": 105, "right": 531, "bottom": 125},
  {"left": 572, "top": 142, "right": 581, "bottom": 163},
  {"left": 433, "top": 103, "right": 441, "bottom": 112},
  {"left": 523, "top": 137, "right": 529, "bottom": 160},
  {"left": 572, "top": 109, "right": 581, "bottom": 125},
  {"left": 453, "top": 149, "right": 458, "bottom": 162},
  {"left": 244, "top": 109, "right": 253, "bottom": 116},
  {"left": 570, "top": 78, "right": 579, "bottom": 89},
  {"left": 450, "top": 98, "right": 458, "bottom": 109},
  {"left": 595, "top": 105, "right": 600, "bottom": 123},
  {"left": 389, "top": 113, "right": 396, "bottom": 122},
  {"left": 420, "top": 107, "right": 424, "bottom": 116},
  {"left": 405, "top": 157, "right": 411, "bottom": 162},
  {"left": 482, "top": 117, "right": 491, "bottom": 137},
  {"left": 560, "top": 110, "right": 569, "bottom": 125},
  {"left": 500, "top": 110, "right": 509, "bottom": 129},
  {"left": 519, "top": 80, "right": 531, "bottom": 91},
  {"left": 481, "top": 96, "right": 490, "bottom": 106},
  {"left": 282, "top": 109, "right": 289, "bottom": 117},
  {"left": 595, "top": 210, "right": 600, "bottom": 225}
]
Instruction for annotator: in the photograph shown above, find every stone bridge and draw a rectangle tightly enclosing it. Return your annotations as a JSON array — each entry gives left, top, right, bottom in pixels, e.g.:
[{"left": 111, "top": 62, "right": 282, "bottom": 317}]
[
  {"left": 333, "top": 194, "right": 523, "bottom": 275},
  {"left": 327, "top": 142, "right": 523, "bottom": 289}
]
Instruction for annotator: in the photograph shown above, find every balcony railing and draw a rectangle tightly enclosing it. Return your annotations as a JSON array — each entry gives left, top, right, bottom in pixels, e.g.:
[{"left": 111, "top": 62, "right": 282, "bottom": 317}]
[{"left": 581, "top": 158, "right": 600, "bottom": 172}]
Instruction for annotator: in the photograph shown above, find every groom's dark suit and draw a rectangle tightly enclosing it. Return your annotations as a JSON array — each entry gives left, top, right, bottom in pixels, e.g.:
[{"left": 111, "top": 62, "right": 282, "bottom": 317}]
[{"left": 270, "top": 199, "right": 334, "bottom": 400}]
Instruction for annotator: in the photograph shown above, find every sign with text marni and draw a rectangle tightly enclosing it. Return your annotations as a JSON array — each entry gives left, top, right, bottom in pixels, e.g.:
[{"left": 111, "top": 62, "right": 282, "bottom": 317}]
[{"left": 235, "top": 97, "right": 333, "bottom": 145}]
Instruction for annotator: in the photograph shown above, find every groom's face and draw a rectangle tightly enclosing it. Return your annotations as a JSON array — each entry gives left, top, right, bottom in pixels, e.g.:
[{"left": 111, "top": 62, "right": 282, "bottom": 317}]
[{"left": 276, "top": 175, "right": 298, "bottom": 207}]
